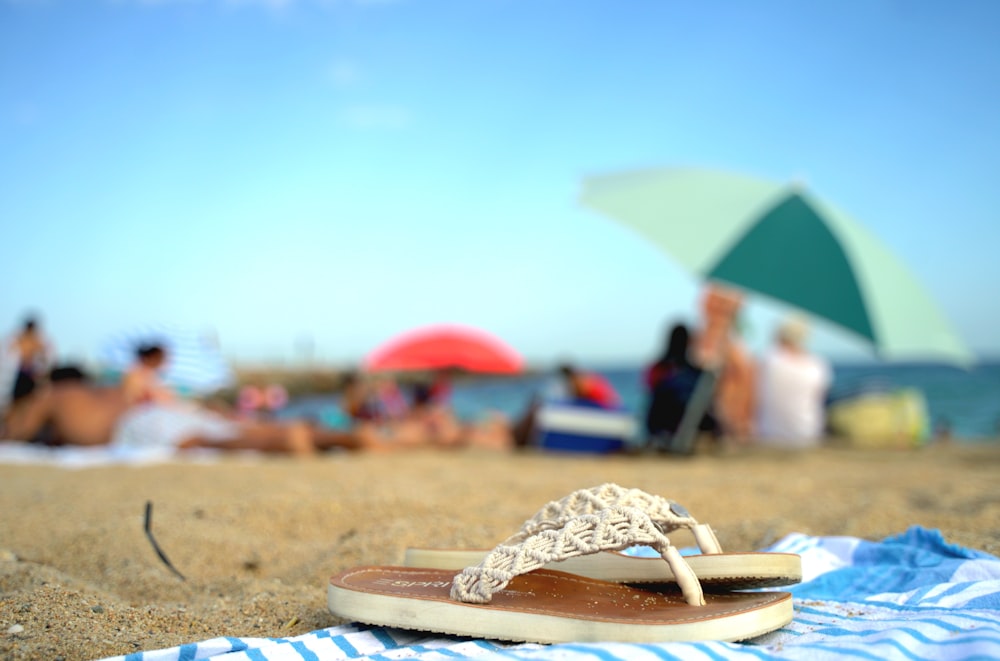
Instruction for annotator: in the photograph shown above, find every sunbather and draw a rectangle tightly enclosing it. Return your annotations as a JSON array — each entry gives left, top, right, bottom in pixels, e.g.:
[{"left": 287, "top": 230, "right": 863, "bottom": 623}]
[
  {"left": 0, "top": 367, "right": 367, "bottom": 454},
  {"left": 339, "top": 370, "right": 512, "bottom": 450},
  {"left": 121, "top": 344, "right": 176, "bottom": 405}
]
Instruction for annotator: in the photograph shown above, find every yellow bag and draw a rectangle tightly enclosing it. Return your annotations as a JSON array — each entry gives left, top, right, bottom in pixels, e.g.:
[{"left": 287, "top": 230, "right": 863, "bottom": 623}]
[{"left": 828, "top": 388, "right": 930, "bottom": 449}]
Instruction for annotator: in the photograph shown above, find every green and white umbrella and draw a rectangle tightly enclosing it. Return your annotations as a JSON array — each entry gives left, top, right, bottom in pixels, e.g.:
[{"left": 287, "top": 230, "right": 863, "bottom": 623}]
[{"left": 580, "top": 168, "right": 972, "bottom": 366}]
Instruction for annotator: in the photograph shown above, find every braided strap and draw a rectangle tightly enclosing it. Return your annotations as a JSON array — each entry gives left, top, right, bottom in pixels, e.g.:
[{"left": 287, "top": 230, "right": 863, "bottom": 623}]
[
  {"left": 505, "top": 483, "right": 722, "bottom": 555},
  {"left": 451, "top": 505, "right": 706, "bottom": 606}
]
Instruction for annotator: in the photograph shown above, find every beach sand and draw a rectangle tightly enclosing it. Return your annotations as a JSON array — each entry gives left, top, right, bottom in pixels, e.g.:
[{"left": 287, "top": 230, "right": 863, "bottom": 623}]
[{"left": 2, "top": 443, "right": 999, "bottom": 660}]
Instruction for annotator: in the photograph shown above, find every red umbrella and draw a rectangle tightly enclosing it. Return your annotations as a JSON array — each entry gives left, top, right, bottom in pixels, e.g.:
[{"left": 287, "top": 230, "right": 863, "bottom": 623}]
[{"left": 364, "top": 324, "right": 524, "bottom": 374}]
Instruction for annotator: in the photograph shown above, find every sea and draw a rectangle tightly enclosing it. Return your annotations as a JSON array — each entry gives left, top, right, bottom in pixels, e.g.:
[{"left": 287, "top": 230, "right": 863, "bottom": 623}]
[{"left": 284, "top": 361, "right": 1000, "bottom": 443}]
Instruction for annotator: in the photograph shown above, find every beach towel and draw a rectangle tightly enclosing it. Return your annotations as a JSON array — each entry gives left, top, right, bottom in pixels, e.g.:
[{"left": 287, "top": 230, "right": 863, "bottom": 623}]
[
  {"left": 0, "top": 443, "right": 235, "bottom": 468},
  {"left": 97, "top": 526, "right": 1000, "bottom": 661},
  {"left": 111, "top": 403, "right": 240, "bottom": 450}
]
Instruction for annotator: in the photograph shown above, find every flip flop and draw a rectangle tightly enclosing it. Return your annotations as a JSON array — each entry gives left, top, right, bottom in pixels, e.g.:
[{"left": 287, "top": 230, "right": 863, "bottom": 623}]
[
  {"left": 404, "top": 483, "right": 801, "bottom": 589},
  {"left": 329, "top": 506, "right": 794, "bottom": 643}
]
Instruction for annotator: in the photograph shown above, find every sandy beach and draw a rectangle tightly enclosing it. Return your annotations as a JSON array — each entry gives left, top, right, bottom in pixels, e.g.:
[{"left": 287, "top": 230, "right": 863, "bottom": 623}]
[{"left": 1, "top": 443, "right": 999, "bottom": 660}]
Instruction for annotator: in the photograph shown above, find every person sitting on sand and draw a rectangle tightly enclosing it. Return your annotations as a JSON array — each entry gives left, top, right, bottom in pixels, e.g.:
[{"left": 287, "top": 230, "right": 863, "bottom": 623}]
[
  {"left": 405, "top": 376, "right": 467, "bottom": 447},
  {"left": 692, "top": 287, "right": 756, "bottom": 443},
  {"left": 369, "top": 371, "right": 511, "bottom": 450},
  {"left": 643, "top": 322, "right": 718, "bottom": 449},
  {"left": 372, "top": 375, "right": 408, "bottom": 420},
  {"left": 756, "top": 317, "right": 832, "bottom": 447},
  {"left": 328, "top": 370, "right": 512, "bottom": 450},
  {"left": 6, "top": 316, "right": 54, "bottom": 406},
  {"left": 512, "top": 363, "right": 622, "bottom": 447},
  {"left": 121, "top": 344, "right": 176, "bottom": 405},
  {"left": 419, "top": 368, "right": 455, "bottom": 407},
  {"left": 339, "top": 371, "right": 380, "bottom": 422},
  {"left": 330, "top": 371, "right": 418, "bottom": 443},
  {"left": 558, "top": 363, "right": 622, "bottom": 409}
]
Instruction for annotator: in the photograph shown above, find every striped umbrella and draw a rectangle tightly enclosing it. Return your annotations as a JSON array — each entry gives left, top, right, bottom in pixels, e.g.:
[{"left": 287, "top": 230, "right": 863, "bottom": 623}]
[{"left": 98, "top": 324, "right": 235, "bottom": 396}]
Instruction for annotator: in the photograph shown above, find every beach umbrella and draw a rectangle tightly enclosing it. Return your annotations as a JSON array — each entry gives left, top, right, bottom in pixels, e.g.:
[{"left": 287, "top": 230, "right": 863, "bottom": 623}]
[
  {"left": 365, "top": 324, "right": 524, "bottom": 374},
  {"left": 580, "top": 168, "right": 972, "bottom": 366},
  {"left": 99, "top": 323, "right": 235, "bottom": 395}
]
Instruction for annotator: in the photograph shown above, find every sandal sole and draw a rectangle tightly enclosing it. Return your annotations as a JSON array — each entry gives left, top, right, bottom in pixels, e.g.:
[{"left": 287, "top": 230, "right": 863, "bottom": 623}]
[{"left": 328, "top": 566, "right": 793, "bottom": 644}]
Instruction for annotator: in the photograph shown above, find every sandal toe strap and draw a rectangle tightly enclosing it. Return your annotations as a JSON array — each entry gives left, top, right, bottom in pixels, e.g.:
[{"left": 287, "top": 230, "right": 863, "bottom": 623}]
[
  {"left": 506, "top": 484, "right": 724, "bottom": 555},
  {"left": 452, "top": 505, "right": 706, "bottom": 607}
]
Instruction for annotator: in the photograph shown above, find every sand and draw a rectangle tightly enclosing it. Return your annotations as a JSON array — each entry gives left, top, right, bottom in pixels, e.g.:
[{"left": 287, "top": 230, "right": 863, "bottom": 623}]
[{"left": 2, "top": 443, "right": 999, "bottom": 660}]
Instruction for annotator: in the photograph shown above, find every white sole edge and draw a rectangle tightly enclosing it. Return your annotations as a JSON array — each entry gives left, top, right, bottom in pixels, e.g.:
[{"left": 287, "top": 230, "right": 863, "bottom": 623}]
[{"left": 327, "top": 583, "right": 794, "bottom": 644}]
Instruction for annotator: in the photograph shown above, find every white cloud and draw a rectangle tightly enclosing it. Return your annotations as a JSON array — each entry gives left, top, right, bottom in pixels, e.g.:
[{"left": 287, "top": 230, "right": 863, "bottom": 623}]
[{"left": 340, "top": 104, "right": 411, "bottom": 130}]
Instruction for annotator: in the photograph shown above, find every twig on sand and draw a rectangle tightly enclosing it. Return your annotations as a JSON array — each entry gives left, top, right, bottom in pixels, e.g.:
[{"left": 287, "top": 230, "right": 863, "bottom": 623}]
[{"left": 143, "top": 501, "right": 186, "bottom": 581}]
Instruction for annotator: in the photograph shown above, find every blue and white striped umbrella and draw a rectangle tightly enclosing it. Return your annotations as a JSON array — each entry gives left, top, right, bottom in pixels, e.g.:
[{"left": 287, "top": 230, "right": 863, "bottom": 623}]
[{"left": 98, "top": 324, "right": 235, "bottom": 396}]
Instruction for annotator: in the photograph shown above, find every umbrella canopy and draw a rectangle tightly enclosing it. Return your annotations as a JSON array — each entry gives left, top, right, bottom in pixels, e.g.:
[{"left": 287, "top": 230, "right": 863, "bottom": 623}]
[
  {"left": 99, "top": 323, "right": 235, "bottom": 395},
  {"left": 580, "top": 168, "right": 972, "bottom": 366},
  {"left": 364, "top": 324, "right": 524, "bottom": 374}
]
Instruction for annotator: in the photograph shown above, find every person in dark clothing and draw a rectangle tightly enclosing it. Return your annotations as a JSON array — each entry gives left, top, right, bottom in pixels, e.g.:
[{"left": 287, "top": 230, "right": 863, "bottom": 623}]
[
  {"left": 643, "top": 323, "right": 717, "bottom": 451},
  {"left": 9, "top": 316, "right": 53, "bottom": 403}
]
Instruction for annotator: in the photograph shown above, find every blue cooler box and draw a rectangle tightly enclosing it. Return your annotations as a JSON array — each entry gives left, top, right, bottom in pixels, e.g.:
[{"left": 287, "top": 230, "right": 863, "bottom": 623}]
[{"left": 535, "top": 403, "right": 636, "bottom": 453}]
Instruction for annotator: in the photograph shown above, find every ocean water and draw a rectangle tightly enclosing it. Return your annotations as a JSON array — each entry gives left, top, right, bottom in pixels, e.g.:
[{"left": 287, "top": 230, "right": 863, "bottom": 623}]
[{"left": 284, "top": 362, "right": 1000, "bottom": 442}]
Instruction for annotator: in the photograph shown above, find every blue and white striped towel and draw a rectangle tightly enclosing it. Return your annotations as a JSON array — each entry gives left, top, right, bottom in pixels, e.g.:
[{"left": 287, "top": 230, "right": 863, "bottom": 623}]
[{"left": 99, "top": 526, "right": 1000, "bottom": 661}]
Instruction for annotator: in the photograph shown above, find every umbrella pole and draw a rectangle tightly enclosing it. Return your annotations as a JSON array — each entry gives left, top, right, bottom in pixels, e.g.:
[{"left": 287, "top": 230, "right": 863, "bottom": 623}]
[{"left": 669, "top": 369, "right": 717, "bottom": 454}]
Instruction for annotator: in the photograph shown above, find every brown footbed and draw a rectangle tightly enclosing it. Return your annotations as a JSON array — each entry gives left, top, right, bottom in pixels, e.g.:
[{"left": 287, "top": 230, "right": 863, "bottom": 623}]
[{"left": 330, "top": 566, "right": 792, "bottom": 625}]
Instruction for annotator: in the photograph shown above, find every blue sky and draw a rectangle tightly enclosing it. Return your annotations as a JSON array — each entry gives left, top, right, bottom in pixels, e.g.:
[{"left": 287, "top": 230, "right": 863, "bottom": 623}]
[{"left": 2, "top": 0, "right": 998, "bottom": 367}]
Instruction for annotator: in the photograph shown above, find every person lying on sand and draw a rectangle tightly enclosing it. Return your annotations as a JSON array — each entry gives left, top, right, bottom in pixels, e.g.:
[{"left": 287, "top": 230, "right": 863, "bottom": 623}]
[
  {"left": 0, "top": 366, "right": 370, "bottom": 455},
  {"left": 338, "top": 370, "right": 513, "bottom": 451},
  {"left": 1, "top": 364, "right": 513, "bottom": 454}
]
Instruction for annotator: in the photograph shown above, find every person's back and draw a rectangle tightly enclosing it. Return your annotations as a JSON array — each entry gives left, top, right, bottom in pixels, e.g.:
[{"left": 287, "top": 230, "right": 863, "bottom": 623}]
[
  {"left": 644, "top": 323, "right": 708, "bottom": 439},
  {"left": 52, "top": 380, "right": 129, "bottom": 446},
  {"left": 645, "top": 363, "right": 701, "bottom": 438},
  {"left": 2, "top": 367, "right": 128, "bottom": 446},
  {"left": 756, "top": 319, "right": 831, "bottom": 447}
]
